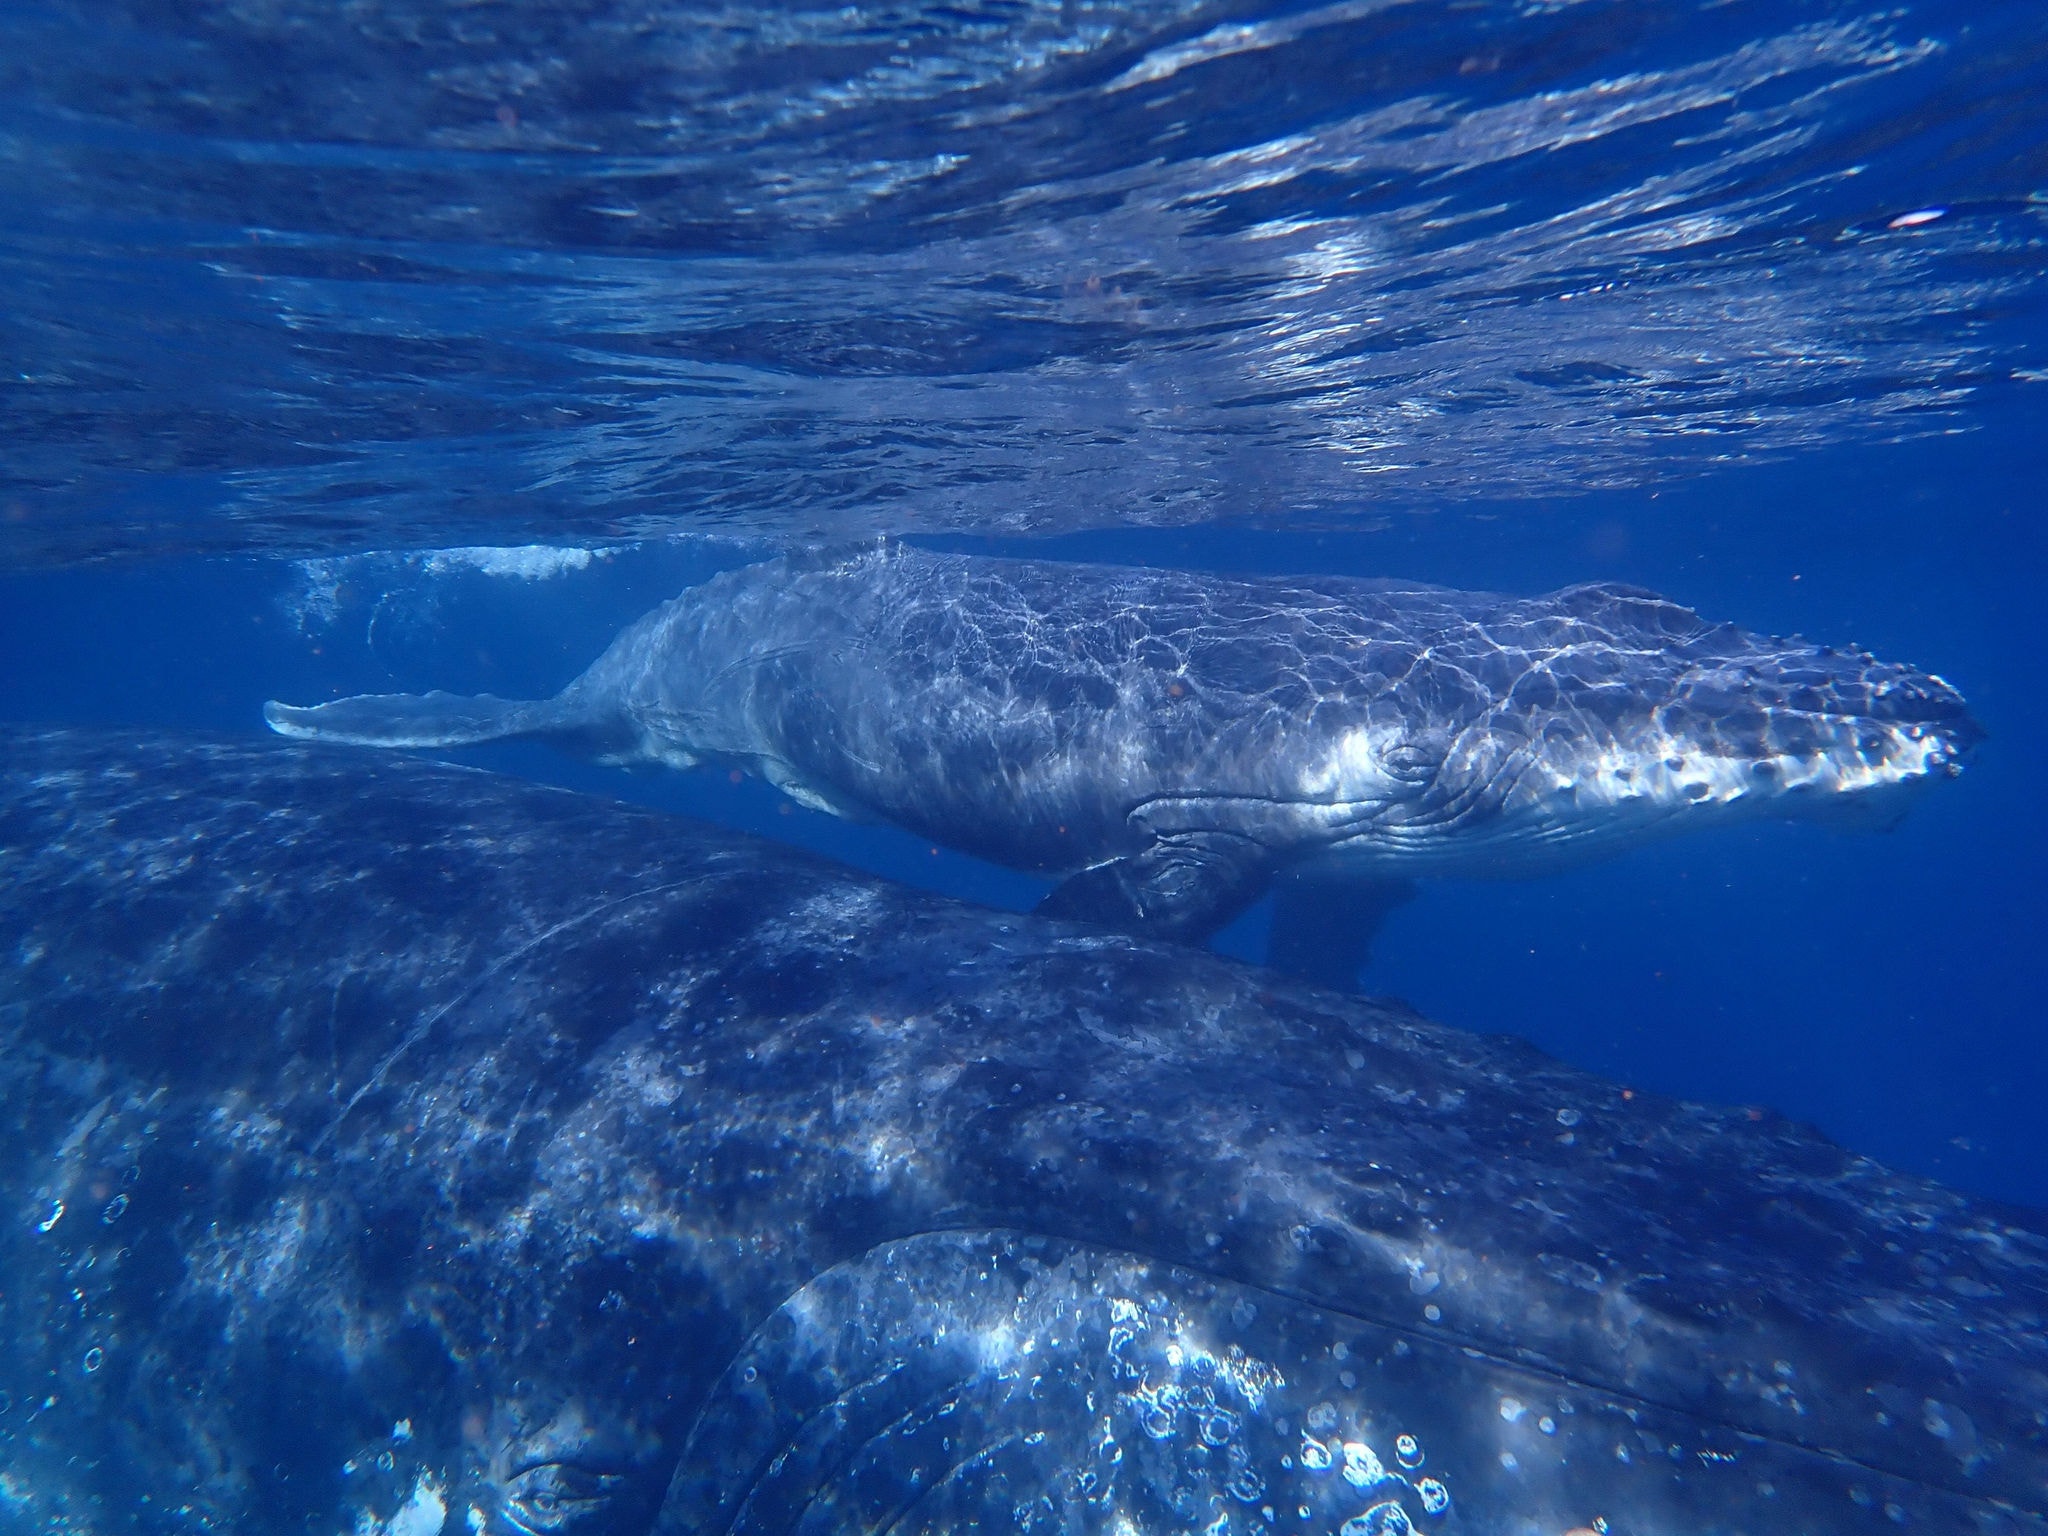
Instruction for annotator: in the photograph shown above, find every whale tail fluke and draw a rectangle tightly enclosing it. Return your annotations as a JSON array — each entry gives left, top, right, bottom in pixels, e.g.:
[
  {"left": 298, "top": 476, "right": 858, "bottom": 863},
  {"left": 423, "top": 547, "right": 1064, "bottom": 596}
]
[{"left": 263, "top": 690, "right": 575, "bottom": 750}]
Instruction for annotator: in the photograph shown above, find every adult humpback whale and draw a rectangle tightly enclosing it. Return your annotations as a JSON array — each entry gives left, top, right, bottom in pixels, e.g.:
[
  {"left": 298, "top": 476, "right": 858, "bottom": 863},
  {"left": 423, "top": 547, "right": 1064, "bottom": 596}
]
[
  {"left": 1, "top": 729, "right": 2040, "bottom": 1536},
  {"left": 266, "top": 545, "right": 1980, "bottom": 975}
]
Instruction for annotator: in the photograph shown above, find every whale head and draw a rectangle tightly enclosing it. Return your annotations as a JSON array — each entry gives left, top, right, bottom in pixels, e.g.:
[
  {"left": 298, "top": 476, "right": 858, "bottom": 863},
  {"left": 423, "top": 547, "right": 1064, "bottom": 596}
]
[{"left": 1321, "top": 582, "right": 1981, "bottom": 875}]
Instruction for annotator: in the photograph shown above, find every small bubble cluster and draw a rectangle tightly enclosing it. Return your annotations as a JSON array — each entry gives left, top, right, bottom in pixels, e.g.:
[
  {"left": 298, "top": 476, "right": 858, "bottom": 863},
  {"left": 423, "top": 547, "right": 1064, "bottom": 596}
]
[{"left": 1096, "top": 1286, "right": 1459, "bottom": 1536}]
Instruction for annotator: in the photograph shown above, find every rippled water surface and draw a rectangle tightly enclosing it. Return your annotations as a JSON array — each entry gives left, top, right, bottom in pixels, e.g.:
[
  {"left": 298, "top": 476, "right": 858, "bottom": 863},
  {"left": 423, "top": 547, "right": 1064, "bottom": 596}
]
[{"left": 5, "top": 0, "right": 2046, "bottom": 559}]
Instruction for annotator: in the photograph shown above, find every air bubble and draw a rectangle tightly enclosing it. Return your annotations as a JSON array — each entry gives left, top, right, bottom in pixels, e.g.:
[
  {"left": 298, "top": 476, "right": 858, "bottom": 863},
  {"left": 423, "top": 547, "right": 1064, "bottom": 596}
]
[
  {"left": 376, "top": 1451, "right": 395, "bottom": 1472},
  {"left": 1306, "top": 1403, "right": 1339, "bottom": 1433},
  {"left": 1300, "top": 1436, "right": 1333, "bottom": 1472},
  {"left": 1415, "top": 1480, "right": 1450, "bottom": 1516},
  {"left": 1138, "top": 1403, "right": 1174, "bottom": 1440},
  {"left": 101, "top": 1194, "right": 129, "bottom": 1224},
  {"left": 1555, "top": 1108, "right": 1581, "bottom": 1127},
  {"left": 82, "top": 1348, "right": 103, "bottom": 1374},
  {"left": 1339, "top": 1504, "right": 1412, "bottom": 1536},
  {"left": 1539, "top": 1416, "right": 1556, "bottom": 1435},
  {"left": 1394, "top": 1434, "right": 1422, "bottom": 1468},
  {"left": 1340, "top": 1442, "right": 1384, "bottom": 1487},
  {"left": 1422, "top": 1304, "right": 1440, "bottom": 1323},
  {"left": 1201, "top": 1410, "right": 1240, "bottom": 1447},
  {"left": 740, "top": 1365, "right": 757, "bottom": 1384},
  {"left": 37, "top": 1200, "right": 64, "bottom": 1233},
  {"left": 1498, "top": 1397, "right": 1526, "bottom": 1423},
  {"left": 1227, "top": 1470, "right": 1264, "bottom": 1504}
]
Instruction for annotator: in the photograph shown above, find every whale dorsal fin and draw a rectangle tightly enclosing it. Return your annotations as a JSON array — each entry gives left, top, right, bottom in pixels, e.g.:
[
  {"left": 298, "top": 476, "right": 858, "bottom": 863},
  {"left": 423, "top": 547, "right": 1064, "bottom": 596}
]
[{"left": 1034, "top": 831, "right": 1274, "bottom": 942}]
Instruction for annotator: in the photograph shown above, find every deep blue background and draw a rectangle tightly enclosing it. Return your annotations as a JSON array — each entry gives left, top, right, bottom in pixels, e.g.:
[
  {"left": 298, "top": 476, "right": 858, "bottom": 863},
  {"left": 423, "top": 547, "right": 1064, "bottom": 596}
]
[{"left": 7, "top": 392, "right": 2040, "bottom": 1207}]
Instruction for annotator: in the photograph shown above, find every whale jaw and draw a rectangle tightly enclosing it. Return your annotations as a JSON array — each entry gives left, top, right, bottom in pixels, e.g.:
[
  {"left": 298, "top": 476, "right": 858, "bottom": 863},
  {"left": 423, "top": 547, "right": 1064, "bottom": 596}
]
[{"left": 1300, "top": 647, "right": 1981, "bottom": 881}]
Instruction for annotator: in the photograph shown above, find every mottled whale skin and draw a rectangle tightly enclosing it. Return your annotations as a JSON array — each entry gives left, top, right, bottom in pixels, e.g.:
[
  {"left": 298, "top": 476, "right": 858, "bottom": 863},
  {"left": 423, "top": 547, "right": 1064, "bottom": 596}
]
[
  {"left": 3, "top": 731, "right": 2040, "bottom": 1536},
  {"left": 266, "top": 544, "right": 1981, "bottom": 957}
]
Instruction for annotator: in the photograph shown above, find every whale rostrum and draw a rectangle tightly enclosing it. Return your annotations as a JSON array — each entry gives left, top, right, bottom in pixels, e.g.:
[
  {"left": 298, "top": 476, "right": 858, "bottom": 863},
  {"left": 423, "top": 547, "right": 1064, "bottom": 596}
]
[
  {"left": 0, "top": 729, "right": 2039, "bottom": 1536},
  {"left": 266, "top": 545, "right": 1981, "bottom": 966}
]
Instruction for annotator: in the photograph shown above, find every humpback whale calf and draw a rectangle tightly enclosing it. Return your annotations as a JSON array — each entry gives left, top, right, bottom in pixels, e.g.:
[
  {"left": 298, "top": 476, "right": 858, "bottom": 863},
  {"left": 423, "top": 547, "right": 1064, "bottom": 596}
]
[
  {"left": 266, "top": 545, "right": 1980, "bottom": 978},
  {"left": 1, "top": 728, "right": 2039, "bottom": 1536}
]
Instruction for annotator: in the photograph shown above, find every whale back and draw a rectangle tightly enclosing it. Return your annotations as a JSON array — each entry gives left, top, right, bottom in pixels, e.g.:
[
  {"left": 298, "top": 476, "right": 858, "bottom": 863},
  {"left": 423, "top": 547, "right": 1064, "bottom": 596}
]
[{"left": 0, "top": 729, "right": 2039, "bottom": 1536}]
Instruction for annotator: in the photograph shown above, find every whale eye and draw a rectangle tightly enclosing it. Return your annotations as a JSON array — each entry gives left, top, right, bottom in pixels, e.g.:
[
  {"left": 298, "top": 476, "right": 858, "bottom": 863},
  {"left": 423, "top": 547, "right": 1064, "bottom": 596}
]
[
  {"left": 503, "top": 1463, "right": 625, "bottom": 1534},
  {"left": 1380, "top": 742, "right": 1443, "bottom": 782}
]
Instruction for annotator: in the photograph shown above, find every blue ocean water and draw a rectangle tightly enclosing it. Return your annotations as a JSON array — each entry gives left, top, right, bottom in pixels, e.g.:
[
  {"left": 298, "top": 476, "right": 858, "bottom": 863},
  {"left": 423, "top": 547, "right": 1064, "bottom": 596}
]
[{"left": 3, "top": 0, "right": 2044, "bottom": 1218}]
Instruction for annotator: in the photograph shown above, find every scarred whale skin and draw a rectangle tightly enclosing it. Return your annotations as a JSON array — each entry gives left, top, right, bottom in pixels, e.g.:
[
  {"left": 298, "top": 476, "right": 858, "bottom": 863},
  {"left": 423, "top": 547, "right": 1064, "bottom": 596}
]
[
  {"left": 0, "top": 729, "right": 2039, "bottom": 1536},
  {"left": 265, "top": 543, "right": 1981, "bottom": 946}
]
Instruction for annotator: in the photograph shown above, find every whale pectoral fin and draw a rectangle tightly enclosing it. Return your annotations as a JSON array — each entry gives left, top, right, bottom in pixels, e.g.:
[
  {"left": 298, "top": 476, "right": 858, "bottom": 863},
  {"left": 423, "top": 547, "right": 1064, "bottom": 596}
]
[
  {"left": 757, "top": 758, "right": 866, "bottom": 820},
  {"left": 1267, "top": 872, "right": 1417, "bottom": 992},
  {"left": 1034, "top": 832, "right": 1274, "bottom": 942}
]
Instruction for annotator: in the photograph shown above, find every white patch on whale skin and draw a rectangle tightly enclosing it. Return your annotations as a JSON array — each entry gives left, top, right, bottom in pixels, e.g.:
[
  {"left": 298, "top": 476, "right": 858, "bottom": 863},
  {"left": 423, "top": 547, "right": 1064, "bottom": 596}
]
[
  {"left": 1567, "top": 720, "right": 1953, "bottom": 817},
  {"left": 1297, "top": 724, "right": 1411, "bottom": 803},
  {"left": 356, "top": 1476, "right": 445, "bottom": 1536}
]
